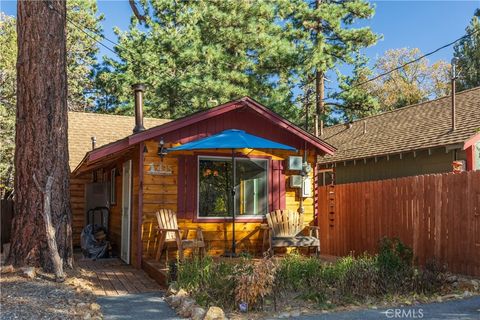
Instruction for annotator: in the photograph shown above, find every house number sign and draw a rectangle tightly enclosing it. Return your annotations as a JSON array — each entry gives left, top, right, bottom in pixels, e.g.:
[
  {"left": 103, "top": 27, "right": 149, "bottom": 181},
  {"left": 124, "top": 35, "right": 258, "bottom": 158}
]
[{"left": 147, "top": 162, "right": 173, "bottom": 175}]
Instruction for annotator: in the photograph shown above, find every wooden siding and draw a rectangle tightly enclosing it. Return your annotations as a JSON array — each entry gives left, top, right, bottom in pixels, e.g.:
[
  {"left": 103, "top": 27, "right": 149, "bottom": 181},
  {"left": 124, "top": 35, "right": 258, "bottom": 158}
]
[
  {"left": 318, "top": 171, "right": 480, "bottom": 276},
  {"left": 140, "top": 139, "right": 318, "bottom": 256},
  {"left": 70, "top": 174, "right": 90, "bottom": 247},
  {"left": 321, "top": 147, "right": 467, "bottom": 184}
]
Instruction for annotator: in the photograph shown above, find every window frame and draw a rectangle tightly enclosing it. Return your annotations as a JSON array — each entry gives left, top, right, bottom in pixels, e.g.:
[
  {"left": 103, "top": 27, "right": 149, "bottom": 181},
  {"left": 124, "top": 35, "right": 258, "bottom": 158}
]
[{"left": 196, "top": 155, "right": 269, "bottom": 220}]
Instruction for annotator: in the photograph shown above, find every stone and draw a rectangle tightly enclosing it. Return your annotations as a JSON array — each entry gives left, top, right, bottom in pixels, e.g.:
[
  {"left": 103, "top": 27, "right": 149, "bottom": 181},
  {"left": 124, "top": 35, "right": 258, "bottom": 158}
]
[
  {"left": 446, "top": 275, "right": 458, "bottom": 283},
  {"left": 168, "top": 294, "right": 184, "bottom": 308},
  {"left": 471, "top": 280, "right": 479, "bottom": 290},
  {"left": 204, "top": 306, "right": 225, "bottom": 320},
  {"left": 178, "top": 298, "right": 195, "bottom": 317},
  {"left": 191, "top": 306, "right": 206, "bottom": 320},
  {"left": 176, "top": 289, "right": 188, "bottom": 298},
  {"left": 83, "top": 313, "right": 92, "bottom": 320},
  {"left": 77, "top": 302, "right": 87, "bottom": 308},
  {"left": 167, "top": 282, "right": 179, "bottom": 296},
  {"left": 277, "top": 312, "right": 290, "bottom": 318},
  {"left": 21, "top": 267, "right": 36, "bottom": 279},
  {"left": 89, "top": 303, "right": 101, "bottom": 311},
  {"left": 463, "top": 291, "right": 472, "bottom": 298}
]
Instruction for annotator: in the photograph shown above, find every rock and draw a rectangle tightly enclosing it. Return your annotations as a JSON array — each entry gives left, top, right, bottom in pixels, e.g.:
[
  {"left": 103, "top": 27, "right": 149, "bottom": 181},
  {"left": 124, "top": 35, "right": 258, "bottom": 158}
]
[
  {"left": 21, "top": 267, "right": 36, "bottom": 279},
  {"left": 471, "top": 280, "right": 479, "bottom": 290},
  {"left": 168, "top": 294, "right": 184, "bottom": 308},
  {"left": 191, "top": 306, "right": 206, "bottom": 320},
  {"left": 176, "top": 289, "right": 188, "bottom": 298},
  {"left": 178, "top": 298, "right": 195, "bottom": 317},
  {"left": 0, "top": 265, "right": 14, "bottom": 274},
  {"left": 446, "top": 275, "right": 458, "bottom": 283},
  {"left": 204, "top": 306, "right": 225, "bottom": 320},
  {"left": 436, "top": 296, "right": 443, "bottom": 303},
  {"left": 83, "top": 313, "right": 92, "bottom": 320},
  {"left": 77, "top": 302, "right": 87, "bottom": 308},
  {"left": 167, "top": 282, "right": 179, "bottom": 296},
  {"left": 441, "top": 294, "right": 460, "bottom": 300},
  {"left": 89, "top": 303, "right": 101, "bottom": 311},
  {"left": 463, "top": 291, "right": 472, "bottom": 298}
]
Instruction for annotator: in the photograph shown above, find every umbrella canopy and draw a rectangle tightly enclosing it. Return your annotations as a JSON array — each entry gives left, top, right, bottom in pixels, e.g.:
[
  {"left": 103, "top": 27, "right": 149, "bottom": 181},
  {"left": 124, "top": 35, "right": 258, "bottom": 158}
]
[
  {"left": 168, "top": 129, "right": 296, "bottom": 256},
  {"left": 168, "top": 129, "right": 297, "bottom": 152}
]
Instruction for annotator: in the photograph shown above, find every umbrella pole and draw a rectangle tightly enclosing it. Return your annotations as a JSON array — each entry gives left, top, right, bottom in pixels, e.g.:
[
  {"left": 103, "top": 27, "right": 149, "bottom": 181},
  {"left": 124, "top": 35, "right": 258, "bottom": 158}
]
[{"left": 231, "top": 148, "right": 236, "bottom": 255}]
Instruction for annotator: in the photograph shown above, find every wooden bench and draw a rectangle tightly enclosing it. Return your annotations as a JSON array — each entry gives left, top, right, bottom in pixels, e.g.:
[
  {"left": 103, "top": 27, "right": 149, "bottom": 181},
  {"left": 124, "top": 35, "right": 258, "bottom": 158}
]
[
  {"left": 155, "top": 209, "right": 206, "bottom": 261},
  {"left": 262, "top": 210, "right": 320, "bottom": 256}
]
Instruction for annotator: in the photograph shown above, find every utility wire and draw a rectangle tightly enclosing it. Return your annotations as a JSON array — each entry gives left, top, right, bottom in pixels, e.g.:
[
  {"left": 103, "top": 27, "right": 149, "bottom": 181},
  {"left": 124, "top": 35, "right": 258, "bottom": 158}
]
[{"left": 330, "top": 28, "right": 479, "bottom": 98}]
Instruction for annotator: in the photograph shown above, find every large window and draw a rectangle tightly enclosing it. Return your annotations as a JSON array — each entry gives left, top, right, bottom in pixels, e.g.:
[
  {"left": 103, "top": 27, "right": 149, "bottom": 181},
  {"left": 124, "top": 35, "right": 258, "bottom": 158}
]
[{"left": 198, "top": 157, "right": 268, "bottom": 218}]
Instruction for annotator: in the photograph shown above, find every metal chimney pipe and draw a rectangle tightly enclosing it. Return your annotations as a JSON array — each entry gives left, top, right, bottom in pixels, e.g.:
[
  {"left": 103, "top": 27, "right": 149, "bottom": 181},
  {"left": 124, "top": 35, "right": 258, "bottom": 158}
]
[
  {"left": 451, "top": 58, "right": 459, "bottom": 132},
  {"left": 91, "top": 136, "right": 96, "bottom": 150},
  {"left": 132, "top": 83, "right": 146, "bottom": 133}
]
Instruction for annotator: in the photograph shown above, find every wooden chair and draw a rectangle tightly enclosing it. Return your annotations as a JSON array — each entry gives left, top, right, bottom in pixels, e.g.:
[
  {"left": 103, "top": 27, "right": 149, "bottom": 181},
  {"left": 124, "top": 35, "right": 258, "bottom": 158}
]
[
  {"left": 155, "top": 209, "right": 206, "bottom": 261},
  {"left": 262, "top": 210, "right": 320, "bottom": 256}
]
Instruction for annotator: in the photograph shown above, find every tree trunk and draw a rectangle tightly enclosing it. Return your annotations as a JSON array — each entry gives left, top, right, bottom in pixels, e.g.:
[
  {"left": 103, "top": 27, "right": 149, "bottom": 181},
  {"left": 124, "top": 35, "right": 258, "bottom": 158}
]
[
  {"left": 9, "top": 0, "right": 73, "bottom": 273},
  {"left": 314, "top": 0, "right": 324, "bottom": 137}
]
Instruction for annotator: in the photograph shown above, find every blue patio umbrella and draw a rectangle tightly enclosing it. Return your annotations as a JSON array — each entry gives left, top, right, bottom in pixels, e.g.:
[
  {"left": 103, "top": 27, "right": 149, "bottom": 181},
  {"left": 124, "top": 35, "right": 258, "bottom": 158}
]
[{"left": 168, "top": 129, "right": 296, "bottom": 256}]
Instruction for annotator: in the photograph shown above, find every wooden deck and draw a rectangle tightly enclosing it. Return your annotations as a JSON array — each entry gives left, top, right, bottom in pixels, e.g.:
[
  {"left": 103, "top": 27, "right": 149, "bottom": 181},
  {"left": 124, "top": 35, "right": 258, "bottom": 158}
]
[{"left": 77, "top": 257, "right": 163, "bottom": 296}]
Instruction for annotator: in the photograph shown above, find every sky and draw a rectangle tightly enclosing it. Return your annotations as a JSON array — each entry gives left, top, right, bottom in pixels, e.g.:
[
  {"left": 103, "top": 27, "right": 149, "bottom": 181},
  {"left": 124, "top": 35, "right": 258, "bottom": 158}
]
[{"left": 1, "top": 0, "right": 479, "bottom": 97}]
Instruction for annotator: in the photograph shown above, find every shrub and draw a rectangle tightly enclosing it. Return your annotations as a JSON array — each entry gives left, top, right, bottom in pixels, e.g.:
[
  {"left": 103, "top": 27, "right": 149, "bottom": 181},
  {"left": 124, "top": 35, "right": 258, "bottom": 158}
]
[
  {"left": 176, "top": 257, "right": 236, "bottom": 310},
  {"left": 234, "top": 257, "right": 276, "bottom": 311},
  {"left": 275, "top": 253, "right": 326, "bottom": 303},
  {"left": 413, "top": 259, "right": 447, "bottom": 294},
  {"left": 338, "top": 254, "right": 382, "bottom": 300},
  {"left": 377, "top": 237, "right": 414, "bottom": 292}
]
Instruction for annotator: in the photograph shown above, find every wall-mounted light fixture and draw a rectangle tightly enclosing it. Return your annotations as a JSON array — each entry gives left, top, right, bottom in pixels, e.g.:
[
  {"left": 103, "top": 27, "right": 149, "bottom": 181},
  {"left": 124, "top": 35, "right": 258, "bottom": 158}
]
[
  {"left": 143, "top": 144, "right": 148, "bottom": 154},
  {"left": 157, "top": 138, "right": 168, "bottom": 159}
]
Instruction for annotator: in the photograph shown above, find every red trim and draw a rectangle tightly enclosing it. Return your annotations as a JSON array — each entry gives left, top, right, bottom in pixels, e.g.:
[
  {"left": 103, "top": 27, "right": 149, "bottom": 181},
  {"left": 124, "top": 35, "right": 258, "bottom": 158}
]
[
  {"left": 137, "top": 143, "right": 144, "bottom": 268},
  {"left": 464, "top": 132, "right": 480, "bottom": 149},
  {"left": 177, "top": 156, "right": 186, "bottom": 217},
  {"left": 90, "top": 138, "right": 129, "bottom": 162},
  {"left": 185, "top": 155, "right": 196, "bottom": 220},
  {"left": 78, "top": 97, "right": 335, "bottom": 173}
]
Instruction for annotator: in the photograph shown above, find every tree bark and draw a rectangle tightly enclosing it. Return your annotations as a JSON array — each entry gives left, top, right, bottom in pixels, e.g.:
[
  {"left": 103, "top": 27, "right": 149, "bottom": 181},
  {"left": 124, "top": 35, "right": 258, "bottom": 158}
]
[
  {"left": 314, "top": 0, "right": 324, "bottom": 137},
  {"left": 9, "top": 0, "right": 73, "bottom": 272}
]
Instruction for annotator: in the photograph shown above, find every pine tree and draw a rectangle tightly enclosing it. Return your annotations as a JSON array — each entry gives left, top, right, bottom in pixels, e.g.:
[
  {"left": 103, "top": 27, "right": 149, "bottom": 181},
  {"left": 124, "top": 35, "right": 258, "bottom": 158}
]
[
  {"left": 453, "top": 9, "right": 480, "bottom": 91},
  {"left": 95, "top": 0, "right": 300, "bottom": 120},
  {"left": 10, "top": 0, "right": 71, "bottom": 279},
  {"left": 277, "top": 0, "right": 379, "bottom": 134},
  {"left": 0, "top": 1, "right": 102, "bottom": 194}
]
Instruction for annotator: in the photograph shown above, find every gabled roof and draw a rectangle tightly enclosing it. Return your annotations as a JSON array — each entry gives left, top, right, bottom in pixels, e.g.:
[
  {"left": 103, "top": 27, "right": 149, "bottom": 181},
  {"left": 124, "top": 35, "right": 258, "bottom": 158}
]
[
  {"left": 68, "top": 112, "right": 169, "bottom": 170},
  {"left": 318, "top": 86, "right": 480, "bottom": 164},
  {"left": 74, "top": 97, "right": 336, "bottom": 174}
]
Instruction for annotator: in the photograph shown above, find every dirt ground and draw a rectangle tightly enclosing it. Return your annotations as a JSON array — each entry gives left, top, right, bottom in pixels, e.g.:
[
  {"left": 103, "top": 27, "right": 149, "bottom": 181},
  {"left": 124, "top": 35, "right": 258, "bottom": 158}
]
[{"left": 0, "top": 266, "right": 103, "bottom": 320}]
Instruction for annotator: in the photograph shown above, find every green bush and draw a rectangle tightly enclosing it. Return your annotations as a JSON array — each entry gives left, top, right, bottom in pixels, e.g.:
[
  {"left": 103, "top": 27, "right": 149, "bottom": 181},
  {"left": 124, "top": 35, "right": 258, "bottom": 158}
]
[
  {"left": 176, "top": 257, "right": 236, "bottom": 309},
  {"left": 338, "top": 254, "right": 382, "bottom": 300},
  {"left": 377, "top": 237, "right": 414, "bottom": 292}
]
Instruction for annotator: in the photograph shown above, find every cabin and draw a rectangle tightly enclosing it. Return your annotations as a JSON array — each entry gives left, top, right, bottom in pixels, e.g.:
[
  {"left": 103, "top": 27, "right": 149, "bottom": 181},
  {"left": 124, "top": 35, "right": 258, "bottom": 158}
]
[
  {"left": 318, "top": 86, "right": 480, "bottom": 185},
  {"left": 69, "top": 87, "right": 335, "bottom": 275}
]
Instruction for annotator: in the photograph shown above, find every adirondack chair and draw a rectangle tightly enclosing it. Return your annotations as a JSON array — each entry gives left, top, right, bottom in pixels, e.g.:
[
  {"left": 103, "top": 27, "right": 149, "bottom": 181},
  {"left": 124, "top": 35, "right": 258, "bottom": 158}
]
[
  {"left": 155, "top": 209, "right": 206, "bottom": 261},
  {"left": 262, "top": 210, "right": 320, "bottom": 256}
]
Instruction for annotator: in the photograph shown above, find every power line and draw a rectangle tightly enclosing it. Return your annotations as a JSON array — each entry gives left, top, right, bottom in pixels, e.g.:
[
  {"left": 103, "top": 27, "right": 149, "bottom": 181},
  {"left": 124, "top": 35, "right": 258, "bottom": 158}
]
[{"left": 331, "top": 27, "right": 479, "bottom": 99}]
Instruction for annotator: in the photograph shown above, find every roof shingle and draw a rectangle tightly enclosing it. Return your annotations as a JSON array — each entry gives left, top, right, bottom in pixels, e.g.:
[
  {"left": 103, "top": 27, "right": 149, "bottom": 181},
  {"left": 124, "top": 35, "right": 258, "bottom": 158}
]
[
  {"left": 68, "top": 112, "right": 169, "bottom": 170},
  {"left": 319, "top": 87, "right": 480, "bottom": 164}
]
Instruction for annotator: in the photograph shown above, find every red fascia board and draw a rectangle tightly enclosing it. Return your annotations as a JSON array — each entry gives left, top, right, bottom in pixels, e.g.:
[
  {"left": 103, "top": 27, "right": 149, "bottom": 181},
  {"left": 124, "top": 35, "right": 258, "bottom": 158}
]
[
  {"left": 241, "top": 98, "right": 336, "bottom": 155},
  {"left": 464, "top": 131, "right": 480, "bottom": 150},
  {"left": 88, "top": 138, "right": 130, "bottom": 163}
]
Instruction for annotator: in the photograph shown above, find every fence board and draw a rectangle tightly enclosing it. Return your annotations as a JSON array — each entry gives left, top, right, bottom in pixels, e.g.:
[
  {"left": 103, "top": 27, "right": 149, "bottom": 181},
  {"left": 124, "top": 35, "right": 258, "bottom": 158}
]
[{"left": 318, "top": 171, "right": 480, "bottom": 276}]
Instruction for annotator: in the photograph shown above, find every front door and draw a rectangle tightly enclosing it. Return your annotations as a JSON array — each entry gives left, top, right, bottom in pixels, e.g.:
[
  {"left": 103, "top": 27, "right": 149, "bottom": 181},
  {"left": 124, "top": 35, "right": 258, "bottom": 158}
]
[{"left": 121, "top": 160, "right": 132, "bottom": 264}]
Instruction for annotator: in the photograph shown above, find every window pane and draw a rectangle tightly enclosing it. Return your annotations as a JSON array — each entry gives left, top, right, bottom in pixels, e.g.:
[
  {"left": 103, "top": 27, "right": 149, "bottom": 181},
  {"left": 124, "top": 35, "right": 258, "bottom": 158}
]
[
  {"left": 198, "top": 159, "right": 232, "bottom": 217},
  {"left": 235, "top": 159, "right": 268, "bottom": 216}
]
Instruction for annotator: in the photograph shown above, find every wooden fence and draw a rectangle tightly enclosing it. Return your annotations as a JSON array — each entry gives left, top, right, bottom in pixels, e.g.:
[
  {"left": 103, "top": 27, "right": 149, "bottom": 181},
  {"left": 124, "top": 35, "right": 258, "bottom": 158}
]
[
  {"left": 1, "top": 198, "right": 14, "bottom": 250},
  {"left": 318, "top": 171, "right": 480, "bottom": 276}
]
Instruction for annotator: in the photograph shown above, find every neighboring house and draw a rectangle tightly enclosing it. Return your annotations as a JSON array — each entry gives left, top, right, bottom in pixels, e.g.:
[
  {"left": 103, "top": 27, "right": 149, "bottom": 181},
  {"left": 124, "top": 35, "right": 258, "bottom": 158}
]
[
  {"left": 318, "top": 87, "right": 480, "bottom": 185},
  {"left": 68, "top": 111, "right": 169, "bottom": 248},
  {"left": 69, "top": 93, "right": 335, "bottom": 272}
]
